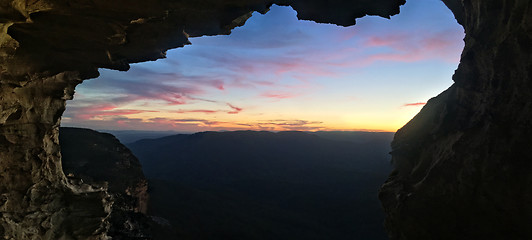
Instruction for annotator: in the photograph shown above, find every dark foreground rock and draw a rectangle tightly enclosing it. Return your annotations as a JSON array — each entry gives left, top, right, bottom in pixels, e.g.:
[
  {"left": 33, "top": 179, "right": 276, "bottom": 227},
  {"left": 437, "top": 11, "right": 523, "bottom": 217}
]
[
  {"left": 60, "top": 127, "right": 151, "bottom": 239},
  {"left": 380, "top": 1, "right": 532, "bottom": 239}
]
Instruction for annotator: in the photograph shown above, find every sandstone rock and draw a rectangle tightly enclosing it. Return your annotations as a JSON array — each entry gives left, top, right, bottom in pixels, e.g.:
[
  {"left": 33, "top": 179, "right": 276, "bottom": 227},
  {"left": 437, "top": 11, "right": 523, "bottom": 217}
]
[{"left": 0, "top": 72, "right": 110, "bottom": 239}]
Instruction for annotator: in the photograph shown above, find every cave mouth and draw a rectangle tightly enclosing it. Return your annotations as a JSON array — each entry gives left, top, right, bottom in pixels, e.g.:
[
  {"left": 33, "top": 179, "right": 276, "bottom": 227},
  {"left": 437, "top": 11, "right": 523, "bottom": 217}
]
[
  {"left": 61, "top": 0, "right": 464, "bottom": 135},
  {"left": 59, "top": 1, "right": 463, "bottom": 238}
]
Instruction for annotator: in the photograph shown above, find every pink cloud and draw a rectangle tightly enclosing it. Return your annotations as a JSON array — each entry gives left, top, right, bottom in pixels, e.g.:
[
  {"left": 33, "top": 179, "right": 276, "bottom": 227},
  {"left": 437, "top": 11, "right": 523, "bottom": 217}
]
[
  {"left": 207, "top": 79, "right": 225, "bottom": 90},
  {"left": 206, "top": 54, "right": 337, "bottom": 87},
  {"left": 331, "top": 30, "right": 464, "bottom": 66},
  {"left": 402, "top": 102, "right": 426, "bottom": 107},
  {"left": 78, "top": 109, "right": 157, "bottom": 120},
  {"left": 209, "top": 28, "right": 462, "bottom": 81},
  {"left": 173, "top": 102, "right": 244, "bottom": 115},
  {"left": 175, "top": 109, "right": 220, "bottom": 114},
  {"left": 148, "top": 117, "right": 226, "bottom": 127},
  {"left": 363, "top": 52, "right": 426, "bottom": 64},
  {"left": 227, "top": 103, "right": 243, "bottom": 114},
  {"left": 365, "top": 34, "right": 410, "bottom": 49},
  {"left": 272, "top": 59, "right": 337, "bottom": 78},
  {"left": 77, "top": 109, "right": 157, "bottom": 119},
  {"left": 261, "top": 92, "right": 299, "bottom": 99},
  {"left": 78, "top": 104, "right": 117, "bottom": 113},
  {"left": 66, "top": 103, "right": 158, "bottom": 120},
  {"left": 331, "top": 33, "right": 462, "bottom": 68}
]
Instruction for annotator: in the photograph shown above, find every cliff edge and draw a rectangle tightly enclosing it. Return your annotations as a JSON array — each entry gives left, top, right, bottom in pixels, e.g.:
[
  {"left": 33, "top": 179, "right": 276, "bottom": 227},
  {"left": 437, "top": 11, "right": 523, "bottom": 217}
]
[{"left": 60, "top": 127, "right": 150, "bottom": 239}]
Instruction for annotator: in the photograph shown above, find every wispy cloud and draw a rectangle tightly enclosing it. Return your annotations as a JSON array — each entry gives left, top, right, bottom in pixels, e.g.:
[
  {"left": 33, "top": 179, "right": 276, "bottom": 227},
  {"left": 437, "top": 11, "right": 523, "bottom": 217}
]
[
  {"left": 66, "top": 104, "right": 158, "bottom": 120},
  {"left": 149, "top": 118, "right": 224, "bottom": 126},
  {"left": 254, "top": 119, "right": 325, "bottom": 131},
  {"left": 260, "top": 119, "right": 323, "bottom": 126},
  {"left": 402, "top": 102, "right": 426, "bottom": 107},
  {"left": 261, "top": 91, "right": 299, "bottom": 99},
  {"left": 365, "top": 34, "right": 410, "bottom": 48},
  {"left": 363, "top": 30, "right": 463, "bottom": 63},
  {"left": 173, "top": 102, "right": 244, "bottom": 115},
  {"left": 227, "top": 103, "right": 243, "bottom": 114},
  {"left": 174, "top": 109, "right": 220, "bottom": 114}
]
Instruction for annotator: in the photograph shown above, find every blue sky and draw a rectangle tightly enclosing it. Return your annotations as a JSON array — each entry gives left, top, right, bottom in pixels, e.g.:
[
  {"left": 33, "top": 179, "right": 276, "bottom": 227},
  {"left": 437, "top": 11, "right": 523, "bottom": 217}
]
[{"left": 63, "top": 0, "right": 464, "bottom": 132}]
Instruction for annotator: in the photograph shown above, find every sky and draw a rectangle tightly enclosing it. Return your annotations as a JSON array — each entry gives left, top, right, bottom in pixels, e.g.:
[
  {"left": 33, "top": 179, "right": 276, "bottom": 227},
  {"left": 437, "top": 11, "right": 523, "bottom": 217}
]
[{"left": 62, "top": 0, "right": 464, "bottom": 133}]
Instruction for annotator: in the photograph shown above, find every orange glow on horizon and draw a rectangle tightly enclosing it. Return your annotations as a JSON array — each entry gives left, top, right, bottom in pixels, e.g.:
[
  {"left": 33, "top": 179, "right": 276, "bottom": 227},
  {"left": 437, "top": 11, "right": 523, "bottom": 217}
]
[{"left": 63, "top": 106, "right": 412, "bottom": 132}]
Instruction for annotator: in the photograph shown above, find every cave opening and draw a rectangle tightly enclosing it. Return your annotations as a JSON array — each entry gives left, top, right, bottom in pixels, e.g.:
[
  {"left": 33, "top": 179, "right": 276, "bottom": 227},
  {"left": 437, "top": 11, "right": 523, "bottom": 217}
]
[
  {"left": 62, "top": 0, "right": 464, "bottom": 134},
  {"left": 58, "top": 0, "right": 464, "bottom": 239}
]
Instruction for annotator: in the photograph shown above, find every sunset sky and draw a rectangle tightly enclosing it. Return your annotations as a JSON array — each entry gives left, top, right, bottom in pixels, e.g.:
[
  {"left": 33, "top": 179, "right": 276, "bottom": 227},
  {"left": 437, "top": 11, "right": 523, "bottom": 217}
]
[{"left": 62, "top": 0, "right": 464, "bottom": 133}]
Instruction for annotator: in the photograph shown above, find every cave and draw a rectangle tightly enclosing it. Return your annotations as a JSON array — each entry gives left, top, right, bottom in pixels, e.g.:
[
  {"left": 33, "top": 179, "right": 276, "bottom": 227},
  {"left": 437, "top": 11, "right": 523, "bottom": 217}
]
[{"left": 0, "top": 0, "right": 531, "bottom": 239}]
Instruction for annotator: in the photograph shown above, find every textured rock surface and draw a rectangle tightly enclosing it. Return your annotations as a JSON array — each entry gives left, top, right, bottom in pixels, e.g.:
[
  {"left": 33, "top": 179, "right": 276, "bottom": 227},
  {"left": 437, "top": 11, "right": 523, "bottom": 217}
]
[
  {"left": 0, "top": 0, "right": 404, "bottom": 238},
  {"left": 0, "top": 71, "right": 111, "bottom": 239},
  {"left": 60, "top": 127, "right": 150, "bottom": 239},
  {"left": 380, "top": 0, "right": 532, "bottom": 239}
]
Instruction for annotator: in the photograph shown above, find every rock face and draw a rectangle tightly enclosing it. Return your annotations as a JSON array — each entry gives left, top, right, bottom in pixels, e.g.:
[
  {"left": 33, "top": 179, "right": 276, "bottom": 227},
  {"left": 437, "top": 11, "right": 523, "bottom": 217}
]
[
  {"left": 380, "top": 0, "right": 532, "bottom": 239},
  {"left": 0, "top": 0, "right": 530, "bottom": 239},
  {"left": 59, "top": 127, "right": 150, "bottom": 239},
  {"left": 0, "top": 71, "right": 111, "bottom": 239}
]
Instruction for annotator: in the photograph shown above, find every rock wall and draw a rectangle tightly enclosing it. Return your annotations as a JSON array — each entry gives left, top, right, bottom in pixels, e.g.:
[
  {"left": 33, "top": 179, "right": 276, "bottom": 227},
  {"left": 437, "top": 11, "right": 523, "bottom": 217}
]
[
  {"left": 0, "top": 72, "right": 110, "bottom": 239},
  {"left": 380, "top": 0, "right": 532, "bottom": 239}
]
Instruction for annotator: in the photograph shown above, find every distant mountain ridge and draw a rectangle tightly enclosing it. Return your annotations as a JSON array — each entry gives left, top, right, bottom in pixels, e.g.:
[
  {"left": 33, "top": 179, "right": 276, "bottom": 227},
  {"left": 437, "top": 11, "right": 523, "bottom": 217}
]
[
  {"left": 312, "top": 131, "right": 395, "bottom": 144},
  {"left": 128, "top": 130, "right": 393, "bottom": 240},
  {"left": 97, "top": 129, "right": 395, "bottom": 145},
  {"left": 98, "top": 130, "right": 186, "bottom": 144}
]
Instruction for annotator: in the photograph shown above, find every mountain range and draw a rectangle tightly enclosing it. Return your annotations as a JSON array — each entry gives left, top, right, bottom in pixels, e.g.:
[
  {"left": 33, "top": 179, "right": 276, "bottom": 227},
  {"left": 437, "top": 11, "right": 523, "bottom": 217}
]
[{"left": 127, "top": 130, "right": 394, "bottom": 239}]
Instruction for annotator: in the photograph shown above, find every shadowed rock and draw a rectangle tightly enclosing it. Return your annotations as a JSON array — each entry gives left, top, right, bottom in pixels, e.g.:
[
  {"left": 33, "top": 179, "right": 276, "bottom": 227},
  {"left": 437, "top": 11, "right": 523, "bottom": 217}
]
[
  {"left": 380, "top": 0, "right": 532, "bottom": 239},
  {"left": 60, "top": 127, "right": 150, "bottom": 239}
]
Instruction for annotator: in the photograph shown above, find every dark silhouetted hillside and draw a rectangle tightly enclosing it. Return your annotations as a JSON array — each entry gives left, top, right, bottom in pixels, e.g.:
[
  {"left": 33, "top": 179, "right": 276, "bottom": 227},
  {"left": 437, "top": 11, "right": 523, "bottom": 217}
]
[
  {"left": 60, "top": 127, "right": 151, "bottom": 239},
  {"left": 128, "top": 130, "right": 393, "bottom": 240}
]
